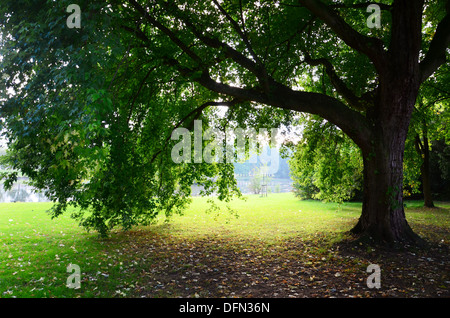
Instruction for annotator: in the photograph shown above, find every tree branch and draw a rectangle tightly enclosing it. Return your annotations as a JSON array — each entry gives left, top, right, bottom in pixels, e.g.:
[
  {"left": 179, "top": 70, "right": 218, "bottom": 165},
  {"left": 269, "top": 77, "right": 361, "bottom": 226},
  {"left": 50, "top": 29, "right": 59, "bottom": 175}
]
[
  {"left": 127, "top": 65, "right": 157, "bottom": 125},
  {"left": 279, "top": 1, "right": 392, "bottom": 10},
  {"left": 328, "top": 3, "right": 392, "bottom": 11},
  {"left": 423, "top": 81, "right": 450, "bottom": 97},
  {"left": 268, "top": 82, "right": 373, "bottom": 152},
  {"left": 120, "top": 24, "right": 151, "bottom": 45},
  {"left": 303, "top": 52, "right": 369, "bottom": 111},
  {"left": 297, "top": 0, "right": 387, "bottom": 72},
  {"left": 197, "top": 70, "right": 373, "bottom": 152},
  {"left": 150, "top": 99, "right": 241, "bottom": 164},
  {"left": 211, "top": 0, "right": 258, "bottom": 65},
  {"left": 127, "top": 0, "right": 203, "bottom": 65},
  {"left": 414, "top": 134, "right": 424, "bottom": 155},
  {"left": 420, "top": 3, "right": 450, "bottom": 83},
  {"left": 197, "top": 70, "right": 268, "bottom": 104},
  {"left": 211, "top": 0, "right": 270, "bottom": 92}
]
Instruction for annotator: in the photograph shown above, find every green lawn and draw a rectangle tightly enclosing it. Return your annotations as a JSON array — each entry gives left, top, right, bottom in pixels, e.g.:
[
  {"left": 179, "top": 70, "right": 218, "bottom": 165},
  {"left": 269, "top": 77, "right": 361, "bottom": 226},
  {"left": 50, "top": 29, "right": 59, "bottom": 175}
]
[
  {"left": 0, "top": 193, "right": 449, "bottom": 298},
  {"left": 153, "top": 194, "right": 363, "bottom": 241}
]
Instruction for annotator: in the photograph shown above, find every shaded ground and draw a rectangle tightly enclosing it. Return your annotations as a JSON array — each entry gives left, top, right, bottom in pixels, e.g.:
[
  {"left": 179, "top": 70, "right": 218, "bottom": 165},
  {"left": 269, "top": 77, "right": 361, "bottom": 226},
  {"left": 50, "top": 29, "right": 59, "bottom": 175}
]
[{"left": 113, "top": 228, "right": 449, "bottom": 298}]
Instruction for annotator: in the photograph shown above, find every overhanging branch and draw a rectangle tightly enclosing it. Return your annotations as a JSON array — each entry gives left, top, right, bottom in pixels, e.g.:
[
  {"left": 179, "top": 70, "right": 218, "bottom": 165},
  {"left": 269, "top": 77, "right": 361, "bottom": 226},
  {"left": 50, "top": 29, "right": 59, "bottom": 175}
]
[
  {"left": 196, "top": 71, "right": 373, "bottom": 152},
  {"left": 127, "top": 0, "right": 203, "bottom": 65},
  {"left": 303, "top": 52, "right": 369, "bottom": 111},
  {"left": 420, "top": 4, "right": 450, "bottom": 83},
  {"left": 125, "top": 0, "right": 374, "bottom": 152},
  {"left": 150, "top": 99, "right": 242, "bottom": 164},
  {"left": 297, "top": 0, "right": 387, "bottom": 72}
]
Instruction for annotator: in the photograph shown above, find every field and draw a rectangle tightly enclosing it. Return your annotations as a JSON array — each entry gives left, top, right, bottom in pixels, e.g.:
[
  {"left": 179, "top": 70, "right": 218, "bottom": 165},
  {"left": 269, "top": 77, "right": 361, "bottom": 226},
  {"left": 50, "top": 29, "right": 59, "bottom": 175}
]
[{"left": 0, "top": 193, "right": 449, "bottom": 298}]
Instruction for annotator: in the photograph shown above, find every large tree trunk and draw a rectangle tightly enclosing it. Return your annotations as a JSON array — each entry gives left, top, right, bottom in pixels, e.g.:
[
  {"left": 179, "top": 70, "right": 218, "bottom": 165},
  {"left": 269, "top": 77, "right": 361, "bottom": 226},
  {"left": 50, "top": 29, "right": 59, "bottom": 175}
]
[
  {"left": 352, "top": 141, "right": 422, "bottom": 244},
  {"left": 351, "top": 130, "right": 424, "bottom": 244},
  {"left": 349, "top": 0, "right": 426, "bottom": 244},
  {"left": 351, "top": 84, "right": 424, "bottom": 245}
]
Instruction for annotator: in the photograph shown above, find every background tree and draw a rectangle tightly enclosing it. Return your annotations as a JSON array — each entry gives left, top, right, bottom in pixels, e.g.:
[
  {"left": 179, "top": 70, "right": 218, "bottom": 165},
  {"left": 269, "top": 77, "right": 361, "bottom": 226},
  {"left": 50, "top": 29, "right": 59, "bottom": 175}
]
[
  {"left": 409, "top": 63, "right": 450, "bottom": 207},
  {"left": 1, "top": 0, "right": 449, "bottom": 243},
  {"left": 248, "top": 165, "right": 272, "bottom": 195},
  {"left": 289, "top": 115, "right": 363, "bottom": 203},
  {"left": 430, "top": 140, "right": 450, "bottom": 200}
]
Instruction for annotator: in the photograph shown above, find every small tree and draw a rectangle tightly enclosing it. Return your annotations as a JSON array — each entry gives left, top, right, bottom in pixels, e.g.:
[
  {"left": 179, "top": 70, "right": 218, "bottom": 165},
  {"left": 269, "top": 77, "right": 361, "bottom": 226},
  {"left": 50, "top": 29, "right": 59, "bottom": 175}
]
[{"left": 249, "top": 166, "right": 271, "bottom": 195}]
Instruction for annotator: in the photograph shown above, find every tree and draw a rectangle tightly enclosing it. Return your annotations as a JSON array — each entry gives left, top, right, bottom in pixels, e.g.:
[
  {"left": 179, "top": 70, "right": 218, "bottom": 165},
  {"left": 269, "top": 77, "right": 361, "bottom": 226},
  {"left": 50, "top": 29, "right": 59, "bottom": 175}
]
[
  {"left": 249, "top": 165, "right": 272, "bottom": 194},
  {"left": 409, "top": 63, "right": 450, "bottom": 207},
  {"left": 430, "top": 140, "right": 450, "bottom": 200},
  {"left": 1, "top": 0, "right": 449, "bottom": 243},
  {"left": 289, "top": 115, "right": 363, "bottom": 203},
  {"left": 289, "top": 64, "right": 450, "bottom": 207}
]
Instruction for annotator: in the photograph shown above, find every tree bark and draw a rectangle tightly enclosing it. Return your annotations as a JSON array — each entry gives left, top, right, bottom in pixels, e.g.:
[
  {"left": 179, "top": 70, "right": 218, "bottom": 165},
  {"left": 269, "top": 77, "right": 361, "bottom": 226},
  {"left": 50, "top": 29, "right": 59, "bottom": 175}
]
[
  {"left": 349, "top": 0, "right": 427, "bottom": 245},
  {"left": 351, "top": 135, "right": 422, "bottom": 244},
  {"left": 351, "top": 89, "right": 424, "bottom": 245}
]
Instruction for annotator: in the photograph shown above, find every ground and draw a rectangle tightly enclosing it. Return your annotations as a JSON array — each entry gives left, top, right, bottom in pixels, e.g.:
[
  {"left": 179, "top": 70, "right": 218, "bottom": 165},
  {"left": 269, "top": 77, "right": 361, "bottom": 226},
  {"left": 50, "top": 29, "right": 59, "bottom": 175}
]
[
  {"left": 109, "top": 227, "right": 450, "bottom": 298},
  {"left": 0, "top": 193, "right": 449, "bottom": 298}
]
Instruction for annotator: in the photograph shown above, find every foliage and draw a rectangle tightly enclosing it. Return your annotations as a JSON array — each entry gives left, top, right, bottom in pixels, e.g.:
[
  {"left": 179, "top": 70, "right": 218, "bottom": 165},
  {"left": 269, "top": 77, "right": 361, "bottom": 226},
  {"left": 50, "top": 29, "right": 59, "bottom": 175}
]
[
  {"left": 290, "top": 62, "right": 450, "bottom": 203},
  {"left": 406, "top": 62, "right": 450, "bottom": 198},
  {"left": 289, "top": 115, "right": 363, "bottom": 203},
  {"left": 0, "top": 0, "right": 246, "bottom": 236}
]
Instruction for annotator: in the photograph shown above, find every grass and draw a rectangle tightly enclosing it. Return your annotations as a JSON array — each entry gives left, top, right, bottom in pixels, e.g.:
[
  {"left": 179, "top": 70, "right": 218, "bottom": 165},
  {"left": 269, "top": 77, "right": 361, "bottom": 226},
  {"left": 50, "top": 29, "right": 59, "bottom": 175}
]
[
  {"left": 0, "top": 193, "right": 449, "bottom": 298},
  {"left": 152, "top": 194, "right": 362, "bottom": 241}
]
